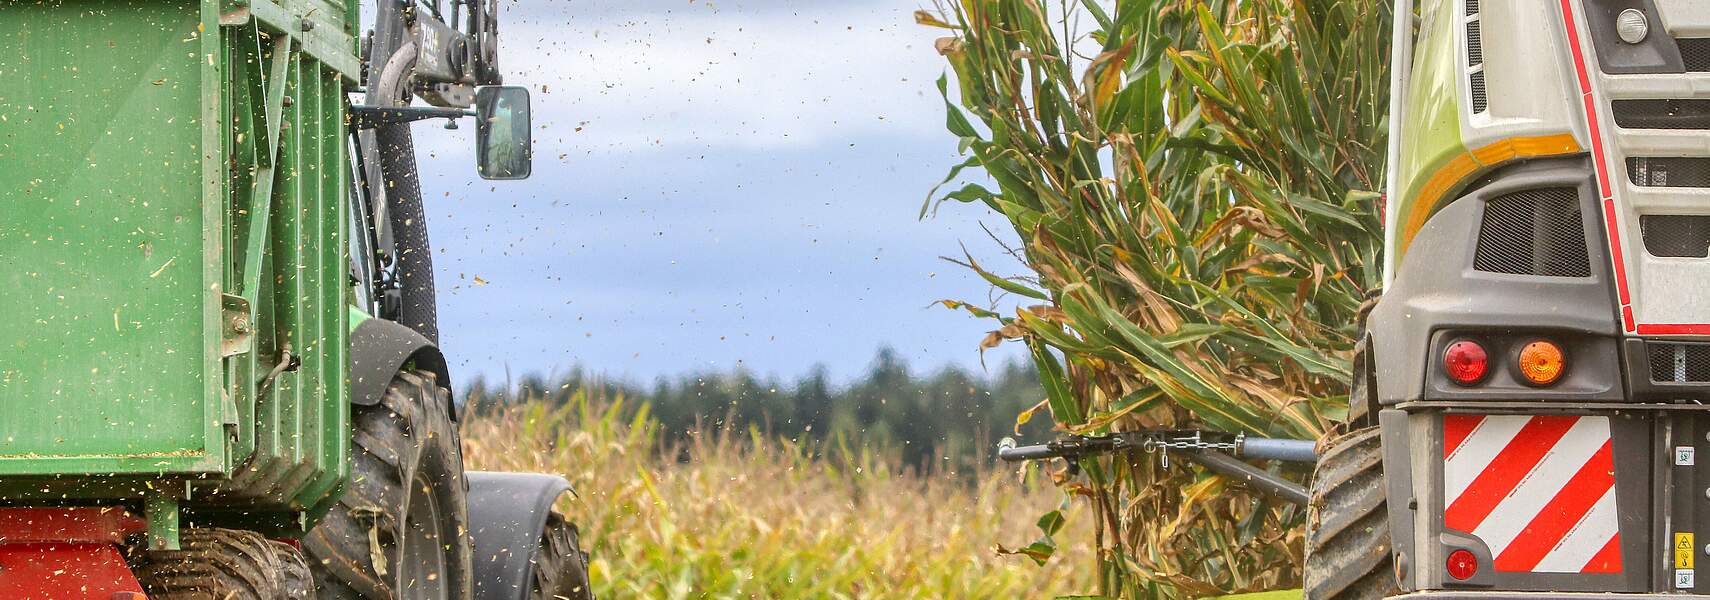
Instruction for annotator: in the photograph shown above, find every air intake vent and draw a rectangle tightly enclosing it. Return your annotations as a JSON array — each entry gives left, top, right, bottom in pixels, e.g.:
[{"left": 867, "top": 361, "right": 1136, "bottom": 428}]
[
  {"left": 1641, "top": 215, "right": 1710, "bottom": 258},
  {"left": 1648, "top": 342, "right": 1710, "bottom": 383},
  {"left": 1629, "top": 157, "right": 1710, "bottom": 188},
  {"left": 1469, "top": 72, "right": 1488, "bottom": 114},
  {"left": 1466, "top": 5, "right": 1487, "bottom": 114},
  {"left": 1681, "top": 38, "right": 1710, "bottom": 72},
  {"left": 1467, "top": 20, "right": 1484, "bottom": 66},
  {"left": 1473, "top": 189, "right": 1592, "bottom": 277},
  {"left": 1612, "top": 99, "right": 1710, "bottom": 129}
]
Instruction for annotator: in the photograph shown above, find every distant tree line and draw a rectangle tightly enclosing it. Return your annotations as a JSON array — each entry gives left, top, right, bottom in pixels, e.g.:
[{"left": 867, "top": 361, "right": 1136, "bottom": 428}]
[{"left": 458, "top": 348, "right": 1052, "bottom": 473}]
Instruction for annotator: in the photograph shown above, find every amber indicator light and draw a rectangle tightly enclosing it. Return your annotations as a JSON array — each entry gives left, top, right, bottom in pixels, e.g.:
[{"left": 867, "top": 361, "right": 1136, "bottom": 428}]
[{"left": 1518, "top": 340, "right": 1567, "bottom": 386}]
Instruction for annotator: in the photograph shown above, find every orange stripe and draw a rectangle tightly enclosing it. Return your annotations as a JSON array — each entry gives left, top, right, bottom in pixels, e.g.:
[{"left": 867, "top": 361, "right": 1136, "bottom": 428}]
[{"left": 1399, "top": 134, "right": 1583, "bottom": 253}]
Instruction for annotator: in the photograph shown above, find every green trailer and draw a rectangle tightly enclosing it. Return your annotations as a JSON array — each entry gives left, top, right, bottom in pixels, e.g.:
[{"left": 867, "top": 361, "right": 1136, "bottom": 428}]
[
  {"left": 0, "top": 0, "right": 354, "bottom": 531},
  {"left": 0, "top": 1, "right": 579, "bottom": 599}
]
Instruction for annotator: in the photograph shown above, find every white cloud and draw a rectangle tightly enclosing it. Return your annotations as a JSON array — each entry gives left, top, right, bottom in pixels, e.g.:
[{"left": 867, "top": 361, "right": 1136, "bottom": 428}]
[{"left": 417, "top": 0, "right": 953, "bottom": 159}]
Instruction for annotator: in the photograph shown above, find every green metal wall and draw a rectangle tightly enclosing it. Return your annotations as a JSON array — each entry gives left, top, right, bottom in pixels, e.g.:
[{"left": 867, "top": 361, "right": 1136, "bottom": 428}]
[{"left": 0, "top": 0, "right": 357, "bottom": 532}]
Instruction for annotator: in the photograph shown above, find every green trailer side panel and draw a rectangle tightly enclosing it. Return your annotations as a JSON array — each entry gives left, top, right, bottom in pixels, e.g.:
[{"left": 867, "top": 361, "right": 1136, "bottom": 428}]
[
  {"left": 202, "top": 20, "right": 350, "bottom": 522},
  {"left": 0, "top": 1, "right": 225, "bottom": 473},
  {"left": 0, "top": 1, "right": 353, "bottom": 530},
  {"left": 241, "top": 0, "right": 360, "bottom": 81}
]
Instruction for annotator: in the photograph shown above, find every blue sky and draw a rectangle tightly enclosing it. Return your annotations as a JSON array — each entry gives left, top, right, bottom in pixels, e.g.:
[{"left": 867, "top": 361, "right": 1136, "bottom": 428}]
[{"left": 411, "top": 0, "right": 1029, "bottom": 383}]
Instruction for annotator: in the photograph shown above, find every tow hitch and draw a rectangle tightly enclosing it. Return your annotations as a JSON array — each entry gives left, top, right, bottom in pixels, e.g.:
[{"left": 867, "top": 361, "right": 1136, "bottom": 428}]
[{"left": 997, "top": 430, "right": 1319, "bottom": 505}]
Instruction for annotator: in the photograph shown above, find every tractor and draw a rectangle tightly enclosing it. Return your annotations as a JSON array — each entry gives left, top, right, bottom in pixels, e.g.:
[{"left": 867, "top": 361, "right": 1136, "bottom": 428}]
[
  {"left": 0, "top": 1, "right": 589, "bottom": 599},
  {"left": 1304, "top": 0, "right": 1710, "bottom": 598}
]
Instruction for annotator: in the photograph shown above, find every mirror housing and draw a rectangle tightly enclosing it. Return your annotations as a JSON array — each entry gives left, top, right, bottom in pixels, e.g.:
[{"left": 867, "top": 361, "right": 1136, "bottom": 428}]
[{"left": 475, "top": 86, "right": 532, "bottom": 180}]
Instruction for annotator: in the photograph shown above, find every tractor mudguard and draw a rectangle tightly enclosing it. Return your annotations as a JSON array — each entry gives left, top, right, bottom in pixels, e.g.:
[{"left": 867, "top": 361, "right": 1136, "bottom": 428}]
[
  {"left": 466, "top": 472, "right": 575, "bottom": 600},
  {"left": 350, "top": 317, "right": 453, "bottom": 411}
]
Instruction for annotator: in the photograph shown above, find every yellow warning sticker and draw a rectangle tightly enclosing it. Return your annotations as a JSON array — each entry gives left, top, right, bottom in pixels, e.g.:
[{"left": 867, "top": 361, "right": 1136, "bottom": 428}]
[{"left": 1677, "top": 532, "right": 1696, "bottom": 570}]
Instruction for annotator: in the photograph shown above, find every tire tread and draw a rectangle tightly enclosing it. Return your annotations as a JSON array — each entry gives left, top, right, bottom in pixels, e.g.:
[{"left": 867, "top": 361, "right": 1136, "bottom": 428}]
[
  {"left": 304, "top": 369, "right": 471, "bottom": 600},
  {"left": 1304, "top": 427, "right": 1398, "bottom": 600}
]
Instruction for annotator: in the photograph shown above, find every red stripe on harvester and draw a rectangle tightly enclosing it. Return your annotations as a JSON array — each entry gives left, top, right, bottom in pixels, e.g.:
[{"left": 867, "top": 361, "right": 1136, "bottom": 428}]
[
  {"left": 1492, "top": 439, "right": 1616, "bottom": 572},
  {"left": 1636, "top": 324, "right": 1710, "bottom": 336},
  {"left": 1582, "top": 533, "right": 1624, "bottom": 574},
  {"left": 1445, "top": 416, "right": 1579, "bottom": 533},
  {"left": 1443, "top": 415, "right": 1484, "bottom": 460},
  {"left": 1557, "top": 0, "right": 1635, "bottom": 328},
  {"left": 1603, "top": 200, "right": 1631, "bottom": 311},
  {"left": 1585, "top": 106, "right": 1613, "bottom": 201}
]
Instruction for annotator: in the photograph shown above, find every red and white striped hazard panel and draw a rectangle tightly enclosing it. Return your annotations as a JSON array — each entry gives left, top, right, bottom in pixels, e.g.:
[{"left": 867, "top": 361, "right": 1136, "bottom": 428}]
[{"left": 1443, "top": 414, "right": 1622, "bottom": 574}]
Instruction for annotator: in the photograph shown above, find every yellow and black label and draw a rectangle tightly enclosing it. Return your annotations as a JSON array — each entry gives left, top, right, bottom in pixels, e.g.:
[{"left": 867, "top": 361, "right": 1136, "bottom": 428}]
[{"left": 1677, "top": 532, "right": 1696, "bottom": 570}]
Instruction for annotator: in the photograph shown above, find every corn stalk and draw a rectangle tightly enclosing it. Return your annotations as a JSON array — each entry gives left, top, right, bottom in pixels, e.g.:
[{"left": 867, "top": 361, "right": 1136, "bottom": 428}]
[{"left": 924, "top": 0, "right": 1391, "bottom": 596}]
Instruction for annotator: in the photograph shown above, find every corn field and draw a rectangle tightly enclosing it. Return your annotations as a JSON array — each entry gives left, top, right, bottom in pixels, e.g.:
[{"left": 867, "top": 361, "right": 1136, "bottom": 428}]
[
  {"left": 924, "top": 0, "right": 1392, "bottom": 597},
  {"left": 461, "top": 393, "right": 1097, "bottom": 598}
]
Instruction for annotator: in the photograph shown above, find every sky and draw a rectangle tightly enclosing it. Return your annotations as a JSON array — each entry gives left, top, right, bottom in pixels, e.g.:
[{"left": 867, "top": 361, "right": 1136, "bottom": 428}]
[{"left": 410, "top": 0, "right": 1031, "bottom": 384}]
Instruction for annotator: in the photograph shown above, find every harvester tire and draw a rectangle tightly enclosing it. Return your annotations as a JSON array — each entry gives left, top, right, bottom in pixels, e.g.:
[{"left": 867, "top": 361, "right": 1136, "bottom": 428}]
[
  {"left": 135, "top": 528, "right": 304, "bottom": 600},
  {"left": 304, "top": 369, "right": 472, "bottom": 600},
  {"left": 1303, "top": 426, "right": 1398, "bottom": 600},
  {"left": 530, "top": 511, "right": 593, "bottom": 600}
]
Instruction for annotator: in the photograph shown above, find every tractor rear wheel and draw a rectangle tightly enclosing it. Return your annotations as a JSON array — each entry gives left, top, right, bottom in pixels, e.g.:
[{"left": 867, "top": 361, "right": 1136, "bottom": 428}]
[
  {"left": 530, "top": 511, "right": 592, "bottom": 600},
  {"left": 304, "top": 369, "right": 472, "bottom": 600},
  {"left": 1303, "top": 426, "right": 1399, "bottom": 600},
  {"left": 135, "top": 528, "right": 312, "bottom": 600}
]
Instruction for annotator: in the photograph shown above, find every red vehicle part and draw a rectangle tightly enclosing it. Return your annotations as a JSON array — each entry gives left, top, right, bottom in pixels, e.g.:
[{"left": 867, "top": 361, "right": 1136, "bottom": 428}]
[{"left": 0, "top": 508, "right": 148, "bottom": 600}]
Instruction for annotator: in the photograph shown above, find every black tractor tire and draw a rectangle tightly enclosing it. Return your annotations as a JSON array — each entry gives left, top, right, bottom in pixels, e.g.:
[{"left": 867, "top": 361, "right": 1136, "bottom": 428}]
[
  {"left": 304, "top": 369, "right": 472, "bottom": 600},
  {"left": 530, "top": 512, "right": 593, "bottom": 600},
  {"left": 375, "top": 120, "right": 438, "bottom": 344},
  {"left": 135, "top": 528, "right": 310, "bottom": 600},
  {"left": 1303, "top": 426, "right": 1399, "bottom": 600}
]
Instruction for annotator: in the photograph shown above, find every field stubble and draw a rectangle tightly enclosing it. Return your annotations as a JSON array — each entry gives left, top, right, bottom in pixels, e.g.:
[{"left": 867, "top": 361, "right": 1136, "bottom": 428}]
[{"left": 461, "top": 393, "right": 1096, "bottom": 598}]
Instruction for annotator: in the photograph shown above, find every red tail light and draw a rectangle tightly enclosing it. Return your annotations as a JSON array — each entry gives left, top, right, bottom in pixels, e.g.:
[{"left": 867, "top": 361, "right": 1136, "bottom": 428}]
[
  {"left": 1444, "top": 340, "right": 1490, "bottom": 385},
  {"left": 1447, "top": 548, "right": 1479, "bottom": 580}
]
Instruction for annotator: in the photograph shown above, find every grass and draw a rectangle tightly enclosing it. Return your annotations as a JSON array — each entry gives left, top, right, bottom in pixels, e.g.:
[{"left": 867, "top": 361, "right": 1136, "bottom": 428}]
[{"left": 460, "top": 392, "right": 1098, "bottom": 599}]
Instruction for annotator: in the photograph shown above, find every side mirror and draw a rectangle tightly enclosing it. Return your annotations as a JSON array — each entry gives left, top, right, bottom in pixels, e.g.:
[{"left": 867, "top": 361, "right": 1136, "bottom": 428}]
[{"left": 475, "top": 86, "right": 532, "bottom": 180}]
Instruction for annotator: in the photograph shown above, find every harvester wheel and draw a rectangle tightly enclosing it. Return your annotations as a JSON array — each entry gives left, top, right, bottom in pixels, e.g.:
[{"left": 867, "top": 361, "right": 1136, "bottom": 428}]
[
  {"left": 135, "top": 528, "right": 305, "bottom": 600},
  {"left": 530, "top": 511, "right": 593, "bottom": 600},
  {"left": 1303, "top": 426, "right": 1398, "bottom": 600},
  {"left": 304, "top": 369, "right": 472, "bottom": 600}
]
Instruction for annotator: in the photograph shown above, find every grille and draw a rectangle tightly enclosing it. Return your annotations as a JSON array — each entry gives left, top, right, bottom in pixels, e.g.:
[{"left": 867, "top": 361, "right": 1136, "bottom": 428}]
[
  {"left": 1466, "top": 7, "right": 1487, "bottom": 114},
  {"left": 1473, "top": 188, "right": 1592, "bottom": 277},
  {"left": 1470, "top": 72, "right": 1488, "bottom": 114},
  {"left": 1467, "top": 20, "right": 1483, "bottom": 67},
  {"left": 1629, "top": 157, "right": 1710, "bottom": 188},
  {"left": 1641, "top": 215, "right": 1710, "bottom": 258},
  {"left": 1682, "top": 38, "right": 1710, "bottom": 72},
  {"left": 1648, "top": 342, "right": 1710, "bottom": 382},
  {"left": 1612, "top": 99, "right": 1710, "bottom": 129}
]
